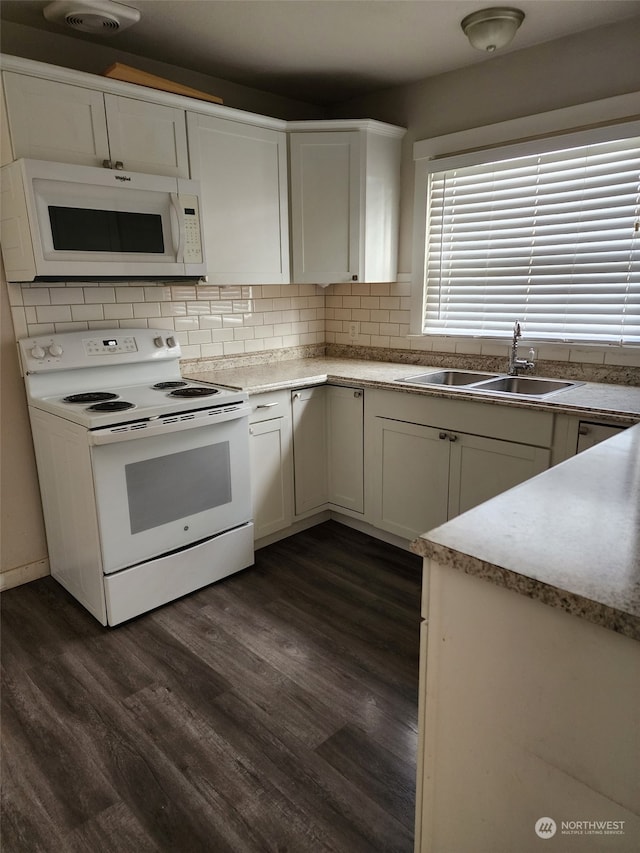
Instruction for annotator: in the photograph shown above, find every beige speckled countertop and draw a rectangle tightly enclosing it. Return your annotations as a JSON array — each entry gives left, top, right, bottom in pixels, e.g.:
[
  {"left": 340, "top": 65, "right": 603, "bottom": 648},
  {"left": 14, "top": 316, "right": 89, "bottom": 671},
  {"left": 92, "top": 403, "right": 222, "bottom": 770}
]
[
  {"left": 184, "top": 355, "right": 640, "bottom": 639},
  {"left": 185, "top": 356, "right": 640, "bottom": 422}
]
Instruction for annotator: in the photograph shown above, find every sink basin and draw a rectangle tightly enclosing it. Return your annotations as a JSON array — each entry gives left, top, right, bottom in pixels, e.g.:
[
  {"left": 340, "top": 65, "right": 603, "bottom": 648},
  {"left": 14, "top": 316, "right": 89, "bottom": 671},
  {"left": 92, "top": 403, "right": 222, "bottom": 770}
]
[
  {"left": 398, "top": 370, "right": 498, "bottom": 387},
  {"left": 473, "top": 376, "right": 578, "bottom": 396}
]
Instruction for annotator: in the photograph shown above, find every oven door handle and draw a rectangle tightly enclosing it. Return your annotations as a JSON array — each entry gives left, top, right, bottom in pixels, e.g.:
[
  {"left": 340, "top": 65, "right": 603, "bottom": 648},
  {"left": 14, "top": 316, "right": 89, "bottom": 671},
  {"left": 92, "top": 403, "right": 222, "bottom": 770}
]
[{"left": 88, "top": 403, "right": 250, "bottom": 445}]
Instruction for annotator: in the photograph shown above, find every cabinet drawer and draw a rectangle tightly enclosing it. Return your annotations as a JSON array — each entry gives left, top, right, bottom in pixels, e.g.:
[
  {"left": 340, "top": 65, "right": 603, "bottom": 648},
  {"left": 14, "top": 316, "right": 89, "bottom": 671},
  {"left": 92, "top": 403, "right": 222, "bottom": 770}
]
[{"left": 249, "top": 390, "right": 291, "bottom": 423}]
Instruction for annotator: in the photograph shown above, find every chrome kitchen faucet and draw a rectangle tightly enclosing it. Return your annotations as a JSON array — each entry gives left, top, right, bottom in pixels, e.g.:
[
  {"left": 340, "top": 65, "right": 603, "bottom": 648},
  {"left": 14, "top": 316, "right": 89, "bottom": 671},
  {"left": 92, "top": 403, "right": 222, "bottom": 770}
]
[{"left": 508, "top": 320, "right": 536, "bottom": 376}]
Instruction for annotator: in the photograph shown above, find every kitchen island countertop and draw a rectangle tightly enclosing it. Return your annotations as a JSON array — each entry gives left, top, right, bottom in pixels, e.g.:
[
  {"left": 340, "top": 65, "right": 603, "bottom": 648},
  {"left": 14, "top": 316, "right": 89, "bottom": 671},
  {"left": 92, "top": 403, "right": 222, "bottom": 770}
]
[{"left": 413, "top": 422, "right": 640, "bottom": 640}]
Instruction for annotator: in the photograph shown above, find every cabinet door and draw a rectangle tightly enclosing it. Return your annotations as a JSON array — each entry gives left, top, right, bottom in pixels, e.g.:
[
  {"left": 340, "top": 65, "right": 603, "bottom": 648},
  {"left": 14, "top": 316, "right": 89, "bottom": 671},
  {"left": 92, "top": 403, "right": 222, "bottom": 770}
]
[
  {"left": 187, "top": 112, "right": 290, "bottom": 284},
  {"left": 291, "top": 387, "right": 328, "bottom": 516},
  {"left": 3, "top": 73, "right": 109, "bottom": 166},
  {"left": 249, "top": 416, "right": 293, "bottom": 540},
  {"left": 327, "top": 386, "right": 364, "bottom": 513},
  {"left": 576, "top": 422, "right": 626, "bottom": 454},
  {"left": 449, "top": 433, "right": 550, "bottom": 518},
  {"left": 104, "top": 95, "right": 189, "bottom": 177},
  {"left": 289, "top": 131, "right": 360, "bottom": 284},
  {"left": 370, "top": 417, "right": 449, "bottom": 540}
]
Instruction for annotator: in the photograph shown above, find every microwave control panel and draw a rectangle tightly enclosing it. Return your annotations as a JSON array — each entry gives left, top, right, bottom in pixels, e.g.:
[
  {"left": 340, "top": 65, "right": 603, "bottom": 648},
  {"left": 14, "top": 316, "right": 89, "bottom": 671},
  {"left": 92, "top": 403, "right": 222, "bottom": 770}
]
[{"left": 179, "top": 194, "right": 203, "bottom": 263}]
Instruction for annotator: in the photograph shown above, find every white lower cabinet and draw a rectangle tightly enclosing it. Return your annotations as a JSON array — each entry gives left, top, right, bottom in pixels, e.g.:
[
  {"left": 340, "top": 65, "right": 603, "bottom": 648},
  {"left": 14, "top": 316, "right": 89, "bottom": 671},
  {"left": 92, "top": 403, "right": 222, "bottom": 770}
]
[
  {"left": 248, "top": 392, "right": 293, "bottom": 540},
  {"left": 291, "top": 387, "right": 329, "bottom": 516},
  {"left": 248, "top": 385, "right": 365, "bottom": 541},
  {"left": 291, "top": 385, "right": 365, "bottom": 518},
  {"left": 366, "top": 390, "right": 553, "bottom": 540},
  {"left": 249, "top": 384, "right": 555, "bottom": 544},
  {"left": 415, "top": 560, "right": 640, "bottom": 853},
  {"left": 370, "top": 419, "right": 450, "bottom": 540},
  {"left": 449, "top": 432, "right": 550, "bottom": 518},
  {"left": 576, "top": 420, "right": 627, "bottom": 453},
  {"left": 326, "top": 385, "right": 364, "bottom": 513}
]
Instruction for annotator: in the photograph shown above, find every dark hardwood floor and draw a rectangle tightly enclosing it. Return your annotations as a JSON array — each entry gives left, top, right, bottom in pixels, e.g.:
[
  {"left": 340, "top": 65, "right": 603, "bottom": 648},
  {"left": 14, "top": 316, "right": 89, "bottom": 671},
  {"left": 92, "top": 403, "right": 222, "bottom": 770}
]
[{"left": 1, "top": 520, "right": 422, "bottom": 853}]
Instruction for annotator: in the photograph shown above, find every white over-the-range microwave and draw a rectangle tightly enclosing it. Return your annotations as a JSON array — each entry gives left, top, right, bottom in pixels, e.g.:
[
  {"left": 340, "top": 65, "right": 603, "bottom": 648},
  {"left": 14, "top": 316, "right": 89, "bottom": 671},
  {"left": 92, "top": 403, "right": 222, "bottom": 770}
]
[{"left": 0, "top": 159, "right": 207, "bottom": 281}]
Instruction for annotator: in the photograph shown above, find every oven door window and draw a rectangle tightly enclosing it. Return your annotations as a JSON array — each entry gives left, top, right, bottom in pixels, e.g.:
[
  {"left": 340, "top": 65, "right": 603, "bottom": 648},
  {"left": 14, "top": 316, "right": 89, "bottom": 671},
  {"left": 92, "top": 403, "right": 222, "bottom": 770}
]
[
  {"left": 91, "top": 418, "right": 251, "bottom": 574},
  {"left": 126, "top": 442, "right": 231, "bottom": 534}
]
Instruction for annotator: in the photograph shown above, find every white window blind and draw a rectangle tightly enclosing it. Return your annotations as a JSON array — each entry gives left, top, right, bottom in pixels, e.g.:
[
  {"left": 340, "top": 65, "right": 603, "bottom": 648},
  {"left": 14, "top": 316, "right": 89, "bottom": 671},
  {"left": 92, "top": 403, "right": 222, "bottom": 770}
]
[{"left": 424, "top": 136, "right": 640, "bottom": 344}]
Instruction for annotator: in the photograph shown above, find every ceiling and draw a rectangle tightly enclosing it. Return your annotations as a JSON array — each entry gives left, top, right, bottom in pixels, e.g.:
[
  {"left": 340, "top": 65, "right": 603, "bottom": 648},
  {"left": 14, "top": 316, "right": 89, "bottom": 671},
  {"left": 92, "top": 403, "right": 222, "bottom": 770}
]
[{"left": 2, "top": 0, "right": 640, "bottom": 105}]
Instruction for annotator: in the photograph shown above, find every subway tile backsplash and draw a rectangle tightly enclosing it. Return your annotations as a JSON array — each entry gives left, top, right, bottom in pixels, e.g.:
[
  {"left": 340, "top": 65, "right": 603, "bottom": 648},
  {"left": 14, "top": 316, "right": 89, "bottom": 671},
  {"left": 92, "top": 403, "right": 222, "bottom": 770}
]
[
  {"left": 8, "top": 281, "right": 326, "bottom": 360},
  {"left": 8, "top": 279, "right": 640, "bottom": 374}
]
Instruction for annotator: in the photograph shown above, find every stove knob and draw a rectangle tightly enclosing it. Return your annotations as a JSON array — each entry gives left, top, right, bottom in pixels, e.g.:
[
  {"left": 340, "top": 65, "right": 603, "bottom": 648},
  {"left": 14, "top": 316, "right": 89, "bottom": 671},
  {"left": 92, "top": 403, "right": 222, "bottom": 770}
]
[
  {"left": 166, "top": 336, "right": 177, "bottom": 348},
  {"left": 30, "top": 344, "right": 46, "bottom": 359},
  {"left": 48, "top": 343, "right": 63, "bottom": 357},
  {"left": 153, "top": 336, "right": 164, "bottom": 348}
]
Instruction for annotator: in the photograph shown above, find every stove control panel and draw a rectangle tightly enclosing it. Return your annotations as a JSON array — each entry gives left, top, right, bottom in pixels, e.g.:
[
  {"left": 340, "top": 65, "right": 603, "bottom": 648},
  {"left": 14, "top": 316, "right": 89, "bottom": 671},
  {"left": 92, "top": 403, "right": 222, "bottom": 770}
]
[
  {"left": 84, "top": 337, "right": 138, "bottom": 356},
  {"left": 18, "top": 328, "right": 182, "bottom": 375}
]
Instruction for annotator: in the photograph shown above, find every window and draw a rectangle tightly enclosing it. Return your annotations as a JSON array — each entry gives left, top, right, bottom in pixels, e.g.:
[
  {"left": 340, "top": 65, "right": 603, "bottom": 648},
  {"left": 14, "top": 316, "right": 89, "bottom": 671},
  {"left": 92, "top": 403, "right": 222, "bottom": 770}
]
[{"left": 423, "top": 135, "right": 640, "bottom": 345}]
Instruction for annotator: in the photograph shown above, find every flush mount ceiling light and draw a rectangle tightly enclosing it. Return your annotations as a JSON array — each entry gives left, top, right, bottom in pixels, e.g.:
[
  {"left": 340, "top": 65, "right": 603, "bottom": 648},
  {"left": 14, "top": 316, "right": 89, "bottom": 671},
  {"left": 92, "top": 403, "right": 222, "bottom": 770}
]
[
  {"left": 43, "top": 0, "right": 141, "bottom": 35},
  {"left": 461, "top": 7, "right": 525, "bottom": 53}
]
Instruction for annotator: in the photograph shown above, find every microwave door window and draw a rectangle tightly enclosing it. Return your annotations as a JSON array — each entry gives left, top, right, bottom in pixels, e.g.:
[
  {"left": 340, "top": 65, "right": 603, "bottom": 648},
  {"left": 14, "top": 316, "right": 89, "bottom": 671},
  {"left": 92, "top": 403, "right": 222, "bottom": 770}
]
[{"left": 48, "top": 206, "right": 165, "bottom": 254}]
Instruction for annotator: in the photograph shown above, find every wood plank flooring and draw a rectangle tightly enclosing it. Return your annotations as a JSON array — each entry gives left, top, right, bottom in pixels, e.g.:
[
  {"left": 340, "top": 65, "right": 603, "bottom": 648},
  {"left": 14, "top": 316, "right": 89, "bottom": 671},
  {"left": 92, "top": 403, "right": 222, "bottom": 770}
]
[{"left": 1, "top": 520, "right": 422, "bottom": 853}]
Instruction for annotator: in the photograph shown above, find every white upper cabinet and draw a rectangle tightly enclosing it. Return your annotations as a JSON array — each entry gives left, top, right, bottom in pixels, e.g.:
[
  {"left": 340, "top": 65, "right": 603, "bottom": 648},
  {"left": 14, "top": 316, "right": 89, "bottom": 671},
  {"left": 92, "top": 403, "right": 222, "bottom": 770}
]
[
  {"left": 288, "top": 121, "right": 405, "bottom": 284},
  {"left": 187, "top": 112, "right": 290, "bottom": 284},
  {"left": 3, "top": 72, "right": 189, "bottom": 177},
  {"left": 103, "top": 94, "right": 189, "bottom": 177},
  {"left": 3, "top": 73, "right": 110, "bottom": 167}
]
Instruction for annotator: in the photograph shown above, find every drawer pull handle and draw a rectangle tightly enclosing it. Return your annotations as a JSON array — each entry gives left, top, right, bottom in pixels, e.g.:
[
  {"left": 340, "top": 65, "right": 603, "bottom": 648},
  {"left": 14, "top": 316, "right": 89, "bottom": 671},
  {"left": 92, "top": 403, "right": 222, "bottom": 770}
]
[{"left": 256, "top": 402, "right": 279, "bottom": 409}]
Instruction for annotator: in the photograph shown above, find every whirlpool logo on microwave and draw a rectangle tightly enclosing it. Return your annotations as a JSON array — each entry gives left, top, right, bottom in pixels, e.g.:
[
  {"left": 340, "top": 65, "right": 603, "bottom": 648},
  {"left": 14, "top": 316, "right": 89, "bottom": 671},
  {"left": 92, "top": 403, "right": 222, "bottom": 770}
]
[{"left": 114, "top": 174, "right": 132, "bottom": 182}]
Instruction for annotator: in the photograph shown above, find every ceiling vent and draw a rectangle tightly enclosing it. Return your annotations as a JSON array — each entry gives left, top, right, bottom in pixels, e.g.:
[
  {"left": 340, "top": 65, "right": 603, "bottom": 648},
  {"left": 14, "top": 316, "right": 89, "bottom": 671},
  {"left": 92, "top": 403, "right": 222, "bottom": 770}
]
[{"left": 43, "top": 1, "right": 141, "bottom": 36}]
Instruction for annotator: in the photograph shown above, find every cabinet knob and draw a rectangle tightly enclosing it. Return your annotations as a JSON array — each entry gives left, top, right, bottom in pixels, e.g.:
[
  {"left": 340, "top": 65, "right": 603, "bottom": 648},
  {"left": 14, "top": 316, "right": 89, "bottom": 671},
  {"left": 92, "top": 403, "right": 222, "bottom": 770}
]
[
  {"left": 115, "top": 161, "right": 124, "bottom": 170},
  {"left": 353, "top": 391, "right": 362, "bottom": 398},
  {"left": 439, "top": 432, "right": 447, "bottom": 440},
  {"left": 351, "top": 275, "right": 358, "bottom": 281},
  {"left": 292, "top": 392, "right": 301, "bottom": 400},
  {"left": 449, "top": 434, "right": 458, "bottom": 442},
  {"left": 578, "top": 425, "right": 590, "bottom": 435},
  {"left": 102, "top": 159, "right": 113, "bottom": 169}
]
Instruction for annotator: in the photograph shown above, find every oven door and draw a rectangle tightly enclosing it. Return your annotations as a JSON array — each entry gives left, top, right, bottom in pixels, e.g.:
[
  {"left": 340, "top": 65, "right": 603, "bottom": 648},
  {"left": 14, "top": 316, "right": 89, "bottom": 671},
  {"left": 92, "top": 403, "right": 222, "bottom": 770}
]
[{"left": 90, "top": 410, "right": 251, "bottom": 574}]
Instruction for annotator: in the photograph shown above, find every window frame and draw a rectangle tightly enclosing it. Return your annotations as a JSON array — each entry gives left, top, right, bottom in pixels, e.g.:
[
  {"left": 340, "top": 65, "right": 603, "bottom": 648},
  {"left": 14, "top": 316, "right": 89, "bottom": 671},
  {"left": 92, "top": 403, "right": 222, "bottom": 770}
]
[{"left": 410, "top": 92, "right": 640, "bottom": 352}]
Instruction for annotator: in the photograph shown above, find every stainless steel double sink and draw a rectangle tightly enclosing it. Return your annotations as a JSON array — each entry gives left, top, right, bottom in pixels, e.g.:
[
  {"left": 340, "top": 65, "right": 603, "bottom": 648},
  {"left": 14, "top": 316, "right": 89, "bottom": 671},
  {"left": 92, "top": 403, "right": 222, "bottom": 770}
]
[{"left": 396, "top": 370, "right": 582, "bottom": 397}]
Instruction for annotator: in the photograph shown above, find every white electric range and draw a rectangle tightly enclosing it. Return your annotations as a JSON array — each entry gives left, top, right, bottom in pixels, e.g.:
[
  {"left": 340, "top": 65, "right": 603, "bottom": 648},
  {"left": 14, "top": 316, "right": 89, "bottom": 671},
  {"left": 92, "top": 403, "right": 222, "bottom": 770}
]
[{"left": 19, "top": 328, "right": 254, "bottom": 626}]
